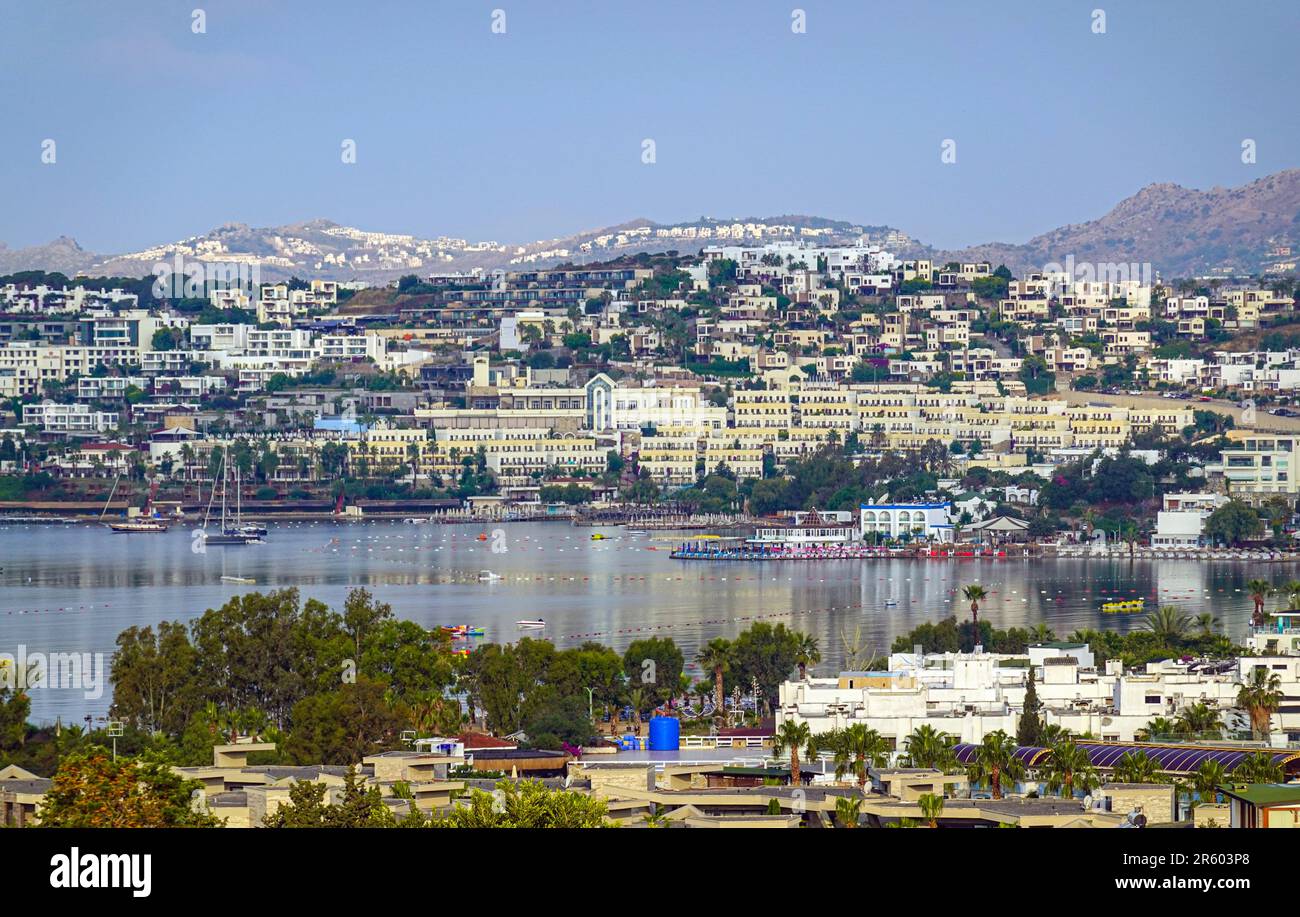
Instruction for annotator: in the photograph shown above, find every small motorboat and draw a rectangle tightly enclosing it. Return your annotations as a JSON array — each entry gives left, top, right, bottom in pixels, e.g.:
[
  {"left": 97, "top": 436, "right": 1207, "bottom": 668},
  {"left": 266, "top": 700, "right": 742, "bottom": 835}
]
[
  {"left": 516, "top": 619, "right": 546, "bottom": 628},
  {"left": 477, "top": 532, "right": 488, "bottom": 541},
  {"left": 478, "top": 570, "right": 502, "bottom": 582},
  {"left": 220, "top": 575, "right": 256, "bottom": 585},
  {"left": 590, "top": 533, "right": 606, "bottom": 540},
  {"left": 625, "top": 528, "right": 648, "bottom": 536},
  {"left": 107, "top": 519, "right": 169, "bottom": 533},
  {"left": 403, "top": 517, "right": 429, "bottom": 525}
]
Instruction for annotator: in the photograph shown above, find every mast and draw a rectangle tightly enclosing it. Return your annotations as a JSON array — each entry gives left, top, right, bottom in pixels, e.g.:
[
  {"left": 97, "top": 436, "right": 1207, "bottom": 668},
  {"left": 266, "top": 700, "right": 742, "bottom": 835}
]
[
  {"left": 220, "top": 453, "right": 228, "bottom": 531},
  {"left": 99, "top": 472, "right": 121, "bottom": 521}
]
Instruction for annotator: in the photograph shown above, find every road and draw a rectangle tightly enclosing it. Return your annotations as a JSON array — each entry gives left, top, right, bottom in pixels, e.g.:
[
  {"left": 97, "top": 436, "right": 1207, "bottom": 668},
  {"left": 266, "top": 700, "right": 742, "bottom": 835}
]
[{"left": 1040, "top": 390, "right": 1300, "bottom": 434}]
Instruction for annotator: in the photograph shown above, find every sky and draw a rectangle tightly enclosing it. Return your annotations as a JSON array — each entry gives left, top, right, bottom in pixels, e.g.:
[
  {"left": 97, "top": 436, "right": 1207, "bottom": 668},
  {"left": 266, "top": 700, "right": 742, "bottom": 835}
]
[{"left": 1, "top": 0, "right": 1297, "bottom": 254}]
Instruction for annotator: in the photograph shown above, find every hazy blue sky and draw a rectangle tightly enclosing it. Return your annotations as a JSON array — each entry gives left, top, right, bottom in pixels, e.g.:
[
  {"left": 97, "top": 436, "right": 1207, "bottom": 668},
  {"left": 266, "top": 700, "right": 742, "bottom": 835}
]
[{"left": 1, "top": 0, "right": 1297, "bottom": 253}]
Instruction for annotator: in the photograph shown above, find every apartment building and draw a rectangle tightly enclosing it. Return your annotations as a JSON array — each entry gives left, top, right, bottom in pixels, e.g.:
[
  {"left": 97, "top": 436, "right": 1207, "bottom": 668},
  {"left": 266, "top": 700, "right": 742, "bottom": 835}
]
[{"left": 22, "top": 401, "right": 120, "bottom": 435}]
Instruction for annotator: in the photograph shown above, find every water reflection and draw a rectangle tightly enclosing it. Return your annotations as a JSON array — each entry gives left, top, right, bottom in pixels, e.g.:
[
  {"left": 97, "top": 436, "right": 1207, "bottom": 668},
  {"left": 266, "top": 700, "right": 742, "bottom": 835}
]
[{"left": 0, "top": 520, "right": 1280, "bottom": 722}]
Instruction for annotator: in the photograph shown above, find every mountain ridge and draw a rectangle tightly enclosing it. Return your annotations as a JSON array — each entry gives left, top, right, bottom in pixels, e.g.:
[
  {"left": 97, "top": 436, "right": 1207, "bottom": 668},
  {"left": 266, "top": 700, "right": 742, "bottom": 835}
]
[{"left": 3, "top": 170, "right": 1297, "bottom": 282}]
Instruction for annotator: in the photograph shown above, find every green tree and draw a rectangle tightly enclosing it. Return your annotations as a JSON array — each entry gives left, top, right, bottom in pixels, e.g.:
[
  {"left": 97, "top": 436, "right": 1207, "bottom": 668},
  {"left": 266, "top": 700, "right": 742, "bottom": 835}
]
[
  {"left": 695, "top": 638, "right": 730, "bottom": 714},
  {"left": 1231, "top": 751, "right": 1283, "bottom": 784},
  {"left": 1042, "top": 739, "right": 1099, "bottom": 798},
  {"left": 772, "top": 719, "right": 814, "bottom": 785},
  {"left": 1236, "top": 666, "right": 1282, "bottom": 738},
  {"left": 1017, "top": 668, "right": 1044, "bottom": 747},
  {"left": 961, "top": 584, "right": 988, "bottom": 629},
  {"left": 39, "top": 751, "right": 223, "bottom": 827},
  {"left": 966, "top": 730, "right": 1024, "bottom": 799},
  {"left": 1204, "top": 500, "right": 1262, "bottom": 546},
  {"left": 263, "top": 766, "right": 397, "bottom": 827},
  {"left": 918, "top": 792, "right": 945, "bottom": 828},
  {"left": 794, "top": 633, "right": 821, "bottom": 680}
]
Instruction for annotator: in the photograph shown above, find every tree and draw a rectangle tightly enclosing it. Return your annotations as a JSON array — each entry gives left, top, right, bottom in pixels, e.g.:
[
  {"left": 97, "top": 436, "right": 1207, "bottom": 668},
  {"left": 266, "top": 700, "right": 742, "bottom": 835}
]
[
  {"left": 434, "top": 779, "right": 610, "bottom": 828},
  {"left": 1017, "top": 668, "right": 1044, "bottom": 747},
  {"left": 263, "top": 767, "right": 397, "bottom": 827},
  {"left": 824, "top": 724, "right": 889, "bottom": 788},
  {"left": 284, "top": 677, "right": 408, "bottom": 765},
  {"left": 1191, "top": 760, "right": 1227, "bottom": 805},
  {"left": 696, "top": 638, "right": 730, "bottom": 715},
  {"left": 1043, "top": 739, "right": 1099, "bottom": 798},
  {"left": 1236, "top": 666, "right": 1282, "bottom": 738},
  {"left": 834, "top": 794, "right": 862, "bottom": 827},
  {"left": 1143, "top": 605, "right": 1191, "bottom": 642},
  {"left": 727, "top": 622, "right": 802, "bottom": 712},
  {"left": 39, "top": 751, "right": 223, "bottom": 827},
  {"left": 622, "top": 636, "right": 684, "bottom": 710},
  {"left": 1175, "top": 701, "right": 1222, "bottom": 739},
  {"left": 901, "top": 724, "right": 956, "bottom": 771},
  {"left": 918, "top": 792, "right": 944, "bottom": 828},
  {"left": 110, "top": 621, "right": 199, "bottom": 735},
  {"left": 966, "top": 730, "right": 1023, "bottom": 799},
  {"left": 1232, "top": 751, "right": 1283, "bottom": 784},
  {"left": 1111, "top": 751, "right": 1162, "bottom": 784},
  {"left": 794, "top": 633, "right": 821, "bottom": 680},
  {"left": 1246, "top": 579, "right": 1273, "bottom": 626},
  {"left": 772, "top": 720, "right": 814, "bottom": 786},
  {"left": 961, "top": 584, "right": 988, "bottom": 629},
  {"left": 1204, "top": 500, "right": 1262, "bottom": 546}
]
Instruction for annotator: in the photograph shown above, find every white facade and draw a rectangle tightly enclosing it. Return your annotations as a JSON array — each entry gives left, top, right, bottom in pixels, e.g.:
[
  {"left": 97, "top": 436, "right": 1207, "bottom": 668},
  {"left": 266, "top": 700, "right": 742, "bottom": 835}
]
[{"left": 860, "top": 502, "right": 953, "bottom": 539}]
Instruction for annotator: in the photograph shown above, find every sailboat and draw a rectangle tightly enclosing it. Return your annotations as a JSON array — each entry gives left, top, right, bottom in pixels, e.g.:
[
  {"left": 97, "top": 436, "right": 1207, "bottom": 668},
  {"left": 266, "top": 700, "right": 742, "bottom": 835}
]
[
  {"left": 198, "top": 455, "right": 263, "bottom": 545},
  {"left": 102, "top": 474, "right": 169, "bottom": 533}
]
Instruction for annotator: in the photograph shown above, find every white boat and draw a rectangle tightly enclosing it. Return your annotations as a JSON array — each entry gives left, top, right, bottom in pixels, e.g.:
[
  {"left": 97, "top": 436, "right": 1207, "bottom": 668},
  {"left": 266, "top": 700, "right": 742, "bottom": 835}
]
[
  {"left": 625, "top": 528, "right": 648, "bottom": 536},
  {"left": 220, "top": 575, "right": 256, "bottom": 585},
  {"left": 515, "top": 619, "right": 546, "bottom": 628},
  {"left": 478, "top": 570, "right": 502, "bottom": 581},
  {"left": 404, "top": 517, "right": 430, "bottom": 525}
]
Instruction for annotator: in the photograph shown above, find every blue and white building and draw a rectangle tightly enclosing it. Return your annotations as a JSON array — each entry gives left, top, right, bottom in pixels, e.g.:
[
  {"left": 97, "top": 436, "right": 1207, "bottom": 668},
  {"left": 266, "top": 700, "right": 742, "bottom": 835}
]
[{"left": 860, "top": 502, "right": 953, "bottom": 540}]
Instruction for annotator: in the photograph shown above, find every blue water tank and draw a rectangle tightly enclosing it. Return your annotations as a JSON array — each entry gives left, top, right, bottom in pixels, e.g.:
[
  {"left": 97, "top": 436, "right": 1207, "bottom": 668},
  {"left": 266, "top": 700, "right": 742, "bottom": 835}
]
[{"left": 647, "top": 716, "right": 680, "bottom": 751}]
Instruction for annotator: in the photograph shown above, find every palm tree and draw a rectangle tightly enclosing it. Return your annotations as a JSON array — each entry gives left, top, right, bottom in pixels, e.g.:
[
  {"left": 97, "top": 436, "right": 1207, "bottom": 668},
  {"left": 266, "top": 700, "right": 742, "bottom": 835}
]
[
  {"left": 1111, "top": 751, "right": 1162, "bottom": 784},
  {"left": 773, "top": 720, "right": 815, "bottom": 786},
  {"left": 1038, "top": 723, "right": 1074, "bottom": 746},
  {"left": 961, "top": 584, "right": 989, "bottom": 629},
  {"left": 1236, "top": 666, "right": 1282, "bottom": 738},
  {"left": 1029, "top": 623, "right": 1055, "bottom": 644},
  {"left": 1193, "top": 612, "right": 1220, "bottom": 637},
  {"left": 834, "top": 794, "right": 861, "bottom": 828},
  {"left": 1143, "top": 605, "right": 1191, "bottom": 642},
  {"left": 695, "top": 638, "right": 731, "bottom": 716},
  {"left": 901, "top": 724, "right": 956, "bottom": 771},
  {"left": 1191, "top": 760, "right": 1227, "bottom": 805},
  {"left": 1246, "top": 579, "right": 1273, "bottom": 627},
  {"left": 1232, "top": 751, "right": 1283, "bottom": 784},
  {"left": 967, "top": 730, "right": 1024, "bottom": 800},
  {"left": 1139, "top": 716, "right": 1178, "bottom": 741},
  {"left": 918, "top": 792, "right": 944, "bottom": 828},
  {"left": 828, "top": 723, "right": 889, "bottom": 788},
  {"left": 794, "top": 633, "right": 821, "bottom": 680},
  {"left": 628, "top": 687, "right": 646, "bottom": 734},
  {"left": 1043, "top": 739, "right": 1100, "bottom": 798},
  {"left": 1175, "top": 702, "right": 1222, "bottom": 739}
]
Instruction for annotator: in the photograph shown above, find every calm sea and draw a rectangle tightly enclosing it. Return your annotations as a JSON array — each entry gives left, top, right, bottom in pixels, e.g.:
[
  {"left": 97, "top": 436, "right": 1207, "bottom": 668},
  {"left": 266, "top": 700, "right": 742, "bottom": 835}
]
[{"left": 0, "top": 520, "right": 1277, "bottom": 722}]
